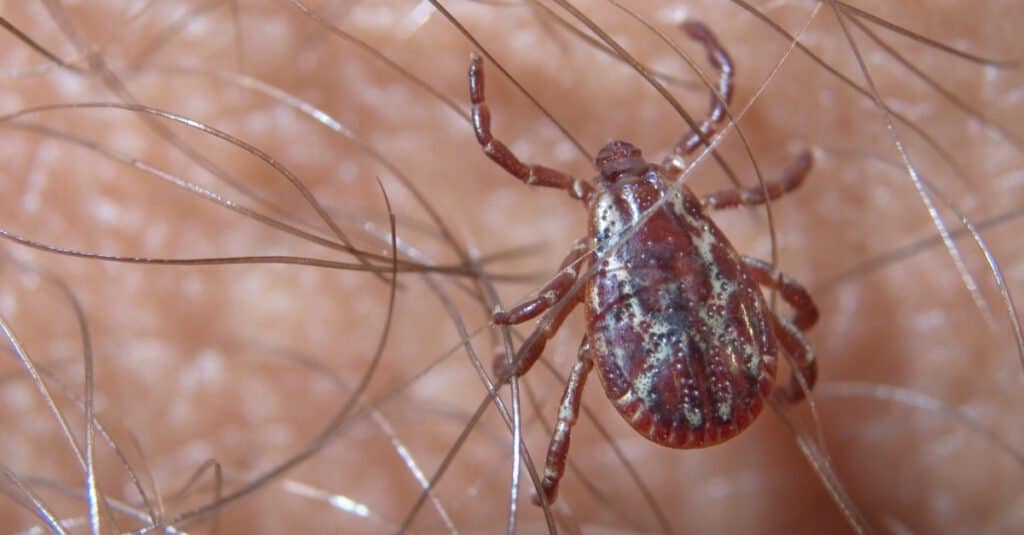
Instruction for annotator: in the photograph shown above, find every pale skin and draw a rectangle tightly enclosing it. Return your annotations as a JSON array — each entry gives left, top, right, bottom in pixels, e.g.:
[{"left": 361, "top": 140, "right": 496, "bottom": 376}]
[{"left": 0, "top": 1, "right": 1022, "bottom": 533}]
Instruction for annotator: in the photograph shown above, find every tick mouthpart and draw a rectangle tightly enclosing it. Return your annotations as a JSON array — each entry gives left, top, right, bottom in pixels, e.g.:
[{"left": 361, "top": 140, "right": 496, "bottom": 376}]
[{"left": 596, "top": 140, "right": 646, "bottom": 182}]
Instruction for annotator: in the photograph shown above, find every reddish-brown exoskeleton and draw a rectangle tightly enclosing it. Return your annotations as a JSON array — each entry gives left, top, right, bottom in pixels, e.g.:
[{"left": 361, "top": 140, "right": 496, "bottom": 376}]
[{"left": 471, "top": 21, "right": 819, "bottom": 505}]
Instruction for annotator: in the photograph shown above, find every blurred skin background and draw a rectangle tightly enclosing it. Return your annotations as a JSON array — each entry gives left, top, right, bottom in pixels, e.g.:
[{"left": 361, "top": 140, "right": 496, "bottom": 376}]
[{"left": 0, "top": 1, "right": 1022, "bottom": 533}]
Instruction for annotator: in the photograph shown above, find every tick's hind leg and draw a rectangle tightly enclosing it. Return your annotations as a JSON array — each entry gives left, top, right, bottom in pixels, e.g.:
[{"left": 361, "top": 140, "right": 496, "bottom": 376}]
[
  {"left": 770, "top": 312, "right": 817, "bottom": 402},
  {"left": 492, "top": 239, "right": 588, "bottom": 379},
  {"left": 535, "top": 336, "right": 594, "bottom": 505},
  {"left": 469, "top": 55, "right": 594, "bottom": 202},
  {"left": 742, "top": 255, "right": 819, "bottom": 401},
  {"left": 741, "top": 255, "right": 818, "bottom": 330},
  {"left": 702, "top": 150, "right": 813, "bottom": 211},
  {"left": 666, "top": 21, "right": 735, "bottom": 166}
]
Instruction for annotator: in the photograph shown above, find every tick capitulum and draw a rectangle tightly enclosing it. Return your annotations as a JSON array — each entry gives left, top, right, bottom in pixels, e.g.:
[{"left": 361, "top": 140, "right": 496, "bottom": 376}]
[{"left": 472, "top": 20, "right": 819, "bottom": 505}]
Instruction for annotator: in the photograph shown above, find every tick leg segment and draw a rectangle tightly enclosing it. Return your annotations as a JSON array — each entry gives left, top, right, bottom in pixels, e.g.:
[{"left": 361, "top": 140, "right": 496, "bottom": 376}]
[
  {"left": 668, "top": 21, "right": 735, "bottom": 163},
  {"left": 701, "top": 151, "right": 813, "bottom": 211},
  {"left": 494, "top": 290, "right": 583, "bottom": 379},
  {"left": 770, "top": 312, "right": 817, "bottom": 402},
  {"left": 741, "top": 255, "right": 819, "bottom": 330},
  {"left": 469, "top": 54, "right": 594, "bottom": 202},
  {"left": 492, "top": 239, "right": 588, "bottom": 379},
  {"left": 494, "top": 239, "right": 588, "bottom": 325},
  {"left": 535, "top": 336, "right": 594, "bottom": 505}
]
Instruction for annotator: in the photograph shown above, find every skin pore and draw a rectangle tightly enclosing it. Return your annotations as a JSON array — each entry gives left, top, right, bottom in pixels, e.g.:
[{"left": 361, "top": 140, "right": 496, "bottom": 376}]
[{"left": 0, "top": 1, "right": 1022, "bottom": 532}]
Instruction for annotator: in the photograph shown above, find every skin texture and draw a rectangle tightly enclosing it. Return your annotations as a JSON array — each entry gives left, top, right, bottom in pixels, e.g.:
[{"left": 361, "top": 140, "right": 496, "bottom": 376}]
[{"left": 0, "top": 1, "right": 1022, "bottom": 533}]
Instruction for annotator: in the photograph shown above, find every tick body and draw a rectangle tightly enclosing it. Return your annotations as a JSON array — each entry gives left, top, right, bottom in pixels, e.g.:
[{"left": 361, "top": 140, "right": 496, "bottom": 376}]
[
  {"left": 586, "top": 168, "right": 776, "bottom": 448},
  {"left": 472, "top": 21, "right": 819, "bottom": 504}
]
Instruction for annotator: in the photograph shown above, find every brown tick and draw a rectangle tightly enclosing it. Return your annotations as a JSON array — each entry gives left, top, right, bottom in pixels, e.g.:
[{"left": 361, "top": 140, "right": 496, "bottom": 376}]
[{"left": 471, "top": 21, "right": 819, "bottom": 504}]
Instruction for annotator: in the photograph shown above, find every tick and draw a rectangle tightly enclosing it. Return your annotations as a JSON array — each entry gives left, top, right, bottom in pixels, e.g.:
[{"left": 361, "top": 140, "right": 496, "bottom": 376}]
[{"left": 471, "top": 21, "right": 819, "bottom": 505}]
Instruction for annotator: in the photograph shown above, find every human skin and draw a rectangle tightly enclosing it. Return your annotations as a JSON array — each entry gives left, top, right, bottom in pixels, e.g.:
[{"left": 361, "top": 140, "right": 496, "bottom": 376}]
[{"left": 0, "top": 1, "right": 1022, "bottom": 533}]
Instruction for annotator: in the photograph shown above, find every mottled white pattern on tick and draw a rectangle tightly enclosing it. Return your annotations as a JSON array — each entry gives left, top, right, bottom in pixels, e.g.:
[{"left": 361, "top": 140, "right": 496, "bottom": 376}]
[
  {"left": 591, "top": 178, "right": 753, "bottom": 438},
  {"left": 469, "top": 23, "right": 819, "bottom": 502}
]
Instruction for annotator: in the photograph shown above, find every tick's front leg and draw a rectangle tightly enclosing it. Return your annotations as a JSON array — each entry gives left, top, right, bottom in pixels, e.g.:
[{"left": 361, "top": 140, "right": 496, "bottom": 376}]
[
  {"left": 492, "top": 239, "right": 588, "bottom": 379},
  {"left": 665, "top": 20, "right": 735, "bottom": 167},
  {"left": 469, "top": 55, "right": 594, "bottom": 202},
  {"left": 535, "top": 336, "right": 594, "bottom": 506}
]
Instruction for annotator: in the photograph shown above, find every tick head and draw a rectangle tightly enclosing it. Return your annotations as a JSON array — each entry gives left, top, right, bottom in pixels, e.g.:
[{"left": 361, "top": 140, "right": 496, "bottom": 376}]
[{"left": 596, "top": 140, "right": 646, "bottom": 184}]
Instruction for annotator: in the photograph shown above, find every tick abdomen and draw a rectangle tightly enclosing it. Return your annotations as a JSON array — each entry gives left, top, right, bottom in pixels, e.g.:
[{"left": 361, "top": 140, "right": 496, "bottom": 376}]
[{"left": 584, "top": 175, "right": 778, "bottom": 448}]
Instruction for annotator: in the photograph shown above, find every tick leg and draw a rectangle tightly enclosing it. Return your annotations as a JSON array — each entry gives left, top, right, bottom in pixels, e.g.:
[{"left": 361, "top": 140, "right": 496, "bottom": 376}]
[
  {"left": 469, "top": 54, "right": 594, "bottom": 202},
  {"left": 770, "top": 312, "right": 817, "bottom": 403},
  {"left": 492, "top": 239, "right": 588, "bottom": 379},
  {"left": 667, "top": 21, "right": 735, "bottom": 165},
  {"left": 493, "top": 239, "right": 588, "bottom": 325},
  {"left": 701, "top": 151, "right": 813, "bottom": 211},
  {"left": 741, "top": 255, "right": 819, "bottom": 330},
  {"left": 493, "top": 283, "right": 583, "bottom": 380},
  {"left": 535, "top": 336, "right": 593, "bottom": 505}
]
